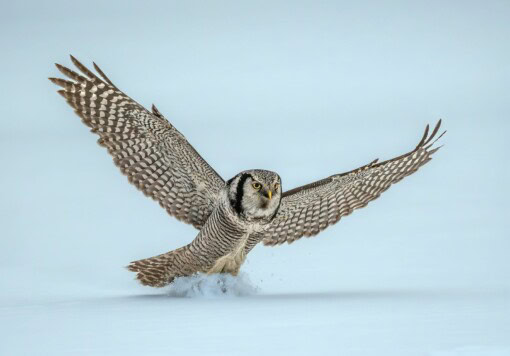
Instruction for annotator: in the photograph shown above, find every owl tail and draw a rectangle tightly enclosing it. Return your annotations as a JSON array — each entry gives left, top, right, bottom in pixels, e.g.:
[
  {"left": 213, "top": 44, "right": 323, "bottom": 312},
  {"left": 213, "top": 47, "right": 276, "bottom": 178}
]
[{"left": 127, "top": 245, "right": 201, "bottom": 287}]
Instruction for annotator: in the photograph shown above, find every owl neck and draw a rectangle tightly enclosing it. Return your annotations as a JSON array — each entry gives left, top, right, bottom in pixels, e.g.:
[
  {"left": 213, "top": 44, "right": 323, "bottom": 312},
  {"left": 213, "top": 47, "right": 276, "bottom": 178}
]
[{"left": 228, "top": 172, "right": 252, "bottom": 216}]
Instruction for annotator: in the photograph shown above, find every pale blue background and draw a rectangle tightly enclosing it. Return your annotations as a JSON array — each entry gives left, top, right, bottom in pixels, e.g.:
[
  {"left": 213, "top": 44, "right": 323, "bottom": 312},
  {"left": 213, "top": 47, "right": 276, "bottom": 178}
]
[{"left": 1, "top": 1, "right": 509, "bottom": 355}]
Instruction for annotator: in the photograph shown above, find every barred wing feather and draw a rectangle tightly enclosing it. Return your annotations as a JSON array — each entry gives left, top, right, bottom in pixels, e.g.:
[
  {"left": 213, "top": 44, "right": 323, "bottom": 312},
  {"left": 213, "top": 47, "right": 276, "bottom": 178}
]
[
  {"left": 49, "top": 56, "right": 224, "bottom": 230},
  {"left": 262, "top": 120, "right": 445, "bottom": 245}
]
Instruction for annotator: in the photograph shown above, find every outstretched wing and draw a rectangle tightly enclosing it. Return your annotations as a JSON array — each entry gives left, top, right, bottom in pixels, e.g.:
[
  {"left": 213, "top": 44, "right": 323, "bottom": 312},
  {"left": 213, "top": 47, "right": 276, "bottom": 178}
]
[
  {"left": 262, "top": 120, "right": 445, "bottom": 246},
  {"left": 49, "top": 56, "right": 225, "bottom": 229}
]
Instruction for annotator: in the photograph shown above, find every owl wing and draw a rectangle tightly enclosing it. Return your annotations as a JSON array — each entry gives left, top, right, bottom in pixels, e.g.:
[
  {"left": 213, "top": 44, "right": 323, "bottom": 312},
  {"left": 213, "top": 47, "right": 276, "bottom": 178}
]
[
  {"left": 262, "top": 120, "right": 445, "bottom": 246},
  {"left": 49, "top": 56, "right": 224, "bottom": 229}
]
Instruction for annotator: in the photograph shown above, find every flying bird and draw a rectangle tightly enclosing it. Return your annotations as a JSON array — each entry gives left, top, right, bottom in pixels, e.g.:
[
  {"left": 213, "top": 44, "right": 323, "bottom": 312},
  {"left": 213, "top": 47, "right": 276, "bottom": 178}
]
[{"left": 50, "top": 56, "right": 445, "bottom": 287}]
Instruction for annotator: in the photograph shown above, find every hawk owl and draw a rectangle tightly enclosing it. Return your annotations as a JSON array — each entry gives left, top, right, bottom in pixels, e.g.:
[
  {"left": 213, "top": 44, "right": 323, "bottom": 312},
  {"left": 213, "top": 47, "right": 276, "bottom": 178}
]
[{"left": 50, "top": 56, "right": 445, "bottom": 287}]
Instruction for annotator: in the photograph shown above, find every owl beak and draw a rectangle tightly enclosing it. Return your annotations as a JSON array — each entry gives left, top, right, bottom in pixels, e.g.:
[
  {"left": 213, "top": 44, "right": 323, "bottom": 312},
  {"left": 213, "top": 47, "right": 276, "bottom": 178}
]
[{"left": 267, "top": 190, "right": 272, "bottom": 200}]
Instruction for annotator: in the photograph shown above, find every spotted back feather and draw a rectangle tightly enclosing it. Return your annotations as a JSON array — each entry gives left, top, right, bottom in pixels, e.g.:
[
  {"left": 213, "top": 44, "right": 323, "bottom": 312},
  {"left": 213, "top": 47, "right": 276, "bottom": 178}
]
[{"left": 49, "top": 56, "right": 224, "bottom": 229}]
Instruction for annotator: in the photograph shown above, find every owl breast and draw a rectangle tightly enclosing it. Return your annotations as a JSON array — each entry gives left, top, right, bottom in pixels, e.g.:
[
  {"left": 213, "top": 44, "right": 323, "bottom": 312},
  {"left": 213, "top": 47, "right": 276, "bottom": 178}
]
[
  {"left": 206, "top": 232, "right": 250, "bottom": 275},
  {"left": 194, "top": 189, "right": 266, "bottom": 275}
]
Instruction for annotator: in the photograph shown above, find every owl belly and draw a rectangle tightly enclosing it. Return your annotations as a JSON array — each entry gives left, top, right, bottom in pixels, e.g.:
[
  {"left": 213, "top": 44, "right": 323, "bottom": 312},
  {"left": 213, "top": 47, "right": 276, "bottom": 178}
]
[{"left": 207, "top": 233, "right": 250, "bottom": 275}]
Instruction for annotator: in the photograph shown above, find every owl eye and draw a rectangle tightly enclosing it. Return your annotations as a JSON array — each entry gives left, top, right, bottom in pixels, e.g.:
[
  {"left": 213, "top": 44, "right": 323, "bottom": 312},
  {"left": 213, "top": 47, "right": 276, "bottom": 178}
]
[
  {"left": 252, "top": 182, "right": 262, "bottom": 190},
  {"left": 274, "top": 183, "right": 280, "bottom": 190}
]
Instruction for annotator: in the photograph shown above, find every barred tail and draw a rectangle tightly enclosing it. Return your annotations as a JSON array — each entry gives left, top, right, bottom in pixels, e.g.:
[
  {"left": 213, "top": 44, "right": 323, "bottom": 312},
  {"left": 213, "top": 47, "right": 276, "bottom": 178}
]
[{"left": 127, "top": 245, "right": 200, "bottom": 287}]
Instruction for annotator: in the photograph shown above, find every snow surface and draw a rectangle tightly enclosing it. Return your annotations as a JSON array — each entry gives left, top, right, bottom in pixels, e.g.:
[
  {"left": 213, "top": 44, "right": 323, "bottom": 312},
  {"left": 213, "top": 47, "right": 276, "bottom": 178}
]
[
  {"left": 1, "top": 1, "right": 510, "bottom": 355},
  {"left": 1, "top": 273, "right": 509, "bottom": 356},
  {"left": 167, "top": 273, "right": 259, "bottom": 298}
]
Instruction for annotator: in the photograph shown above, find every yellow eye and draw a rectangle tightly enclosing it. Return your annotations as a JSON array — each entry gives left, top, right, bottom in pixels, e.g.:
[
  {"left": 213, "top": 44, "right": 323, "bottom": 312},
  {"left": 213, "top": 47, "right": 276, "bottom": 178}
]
[
  {"left": 274, "top": 183, "right": 280, "bottom": 190},
  {"left": 252, "top": 182, "right": 262, "bottom": 190}
]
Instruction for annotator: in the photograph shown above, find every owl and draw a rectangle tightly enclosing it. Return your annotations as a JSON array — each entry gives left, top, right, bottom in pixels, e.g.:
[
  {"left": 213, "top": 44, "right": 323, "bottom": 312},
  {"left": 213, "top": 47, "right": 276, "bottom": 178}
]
[{"left": 50, "top": 56, "right": 445, "bottom": 287}]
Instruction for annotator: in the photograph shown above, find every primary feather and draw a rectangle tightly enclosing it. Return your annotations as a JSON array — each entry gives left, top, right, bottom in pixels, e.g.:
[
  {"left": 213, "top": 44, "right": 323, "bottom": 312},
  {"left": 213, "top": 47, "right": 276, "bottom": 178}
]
[{"left": 49, "top": 55, "right": 224, "bottom": 229}]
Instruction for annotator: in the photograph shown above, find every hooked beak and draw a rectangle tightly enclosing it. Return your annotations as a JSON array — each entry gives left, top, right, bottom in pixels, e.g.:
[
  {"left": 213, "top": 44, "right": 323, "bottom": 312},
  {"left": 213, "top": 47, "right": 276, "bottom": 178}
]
[{"left": 264, "top": 189, "right": 272, "bottom": 200}]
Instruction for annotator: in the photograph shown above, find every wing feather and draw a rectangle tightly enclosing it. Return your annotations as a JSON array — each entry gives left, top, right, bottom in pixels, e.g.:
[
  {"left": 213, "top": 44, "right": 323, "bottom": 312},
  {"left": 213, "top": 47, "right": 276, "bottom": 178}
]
[
  {"left": 49, "top": 56, "right": 224, "bottom": 229},
  {"left": 263, "top": 121, "right": 445, "bottom": 246}
]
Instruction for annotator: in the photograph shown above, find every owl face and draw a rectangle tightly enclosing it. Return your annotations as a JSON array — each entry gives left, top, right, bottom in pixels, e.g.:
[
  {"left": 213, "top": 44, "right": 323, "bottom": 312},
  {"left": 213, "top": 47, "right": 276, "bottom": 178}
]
[{"left": 228, "top": 170, "right": 281, "bottom": 220}]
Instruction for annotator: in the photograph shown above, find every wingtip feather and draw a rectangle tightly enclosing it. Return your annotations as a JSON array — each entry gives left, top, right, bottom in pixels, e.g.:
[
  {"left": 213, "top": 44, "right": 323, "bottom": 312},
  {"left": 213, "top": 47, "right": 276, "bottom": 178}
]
[
  {"left": 69, "top": 54, "right": 82, "bottom": 68},
  {"left": 424, "top": 119, "right": 442, "bottom": 146},
  {"left": 93, "top": 61, "right": 117, "bottom": 88},
  {"left": 416, "top": 124, "right": 430, "bottom": 149}
]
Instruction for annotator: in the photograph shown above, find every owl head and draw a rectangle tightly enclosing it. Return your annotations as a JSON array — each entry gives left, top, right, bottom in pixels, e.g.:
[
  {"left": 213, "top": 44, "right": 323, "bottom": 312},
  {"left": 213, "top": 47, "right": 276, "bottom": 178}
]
[{"left": 227, "top": 169, "right": 281, "bottom": 220}]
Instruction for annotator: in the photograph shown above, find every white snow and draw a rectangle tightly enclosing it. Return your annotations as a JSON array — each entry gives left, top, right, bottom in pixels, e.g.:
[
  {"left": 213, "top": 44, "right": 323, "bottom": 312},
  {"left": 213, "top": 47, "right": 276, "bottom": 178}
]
[
  {"left": 1, "top": 272, "right": 509, "bottom": 356},
  {"left": 166, "top": 273, "right": 259, "bottom": 298}
]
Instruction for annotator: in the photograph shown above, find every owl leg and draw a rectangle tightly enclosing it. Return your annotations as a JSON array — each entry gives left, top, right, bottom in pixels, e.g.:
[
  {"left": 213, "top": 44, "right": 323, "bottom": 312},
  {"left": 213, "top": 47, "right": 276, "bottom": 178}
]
[{"left": 206, "top": 251, "right": 245, "bottom": 276}]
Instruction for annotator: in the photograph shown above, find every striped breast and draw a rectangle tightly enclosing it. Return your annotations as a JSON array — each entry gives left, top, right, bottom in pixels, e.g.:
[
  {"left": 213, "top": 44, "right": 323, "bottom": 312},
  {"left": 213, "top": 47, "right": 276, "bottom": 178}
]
[{"left": 187, "top": 193, "right": 263, "bottom": 275}]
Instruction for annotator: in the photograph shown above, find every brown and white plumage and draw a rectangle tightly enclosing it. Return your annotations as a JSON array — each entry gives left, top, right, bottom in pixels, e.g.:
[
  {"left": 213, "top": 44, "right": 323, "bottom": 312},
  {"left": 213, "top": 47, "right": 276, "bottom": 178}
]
[
  {"left": 261, "top": 121, "right": 445, "bottom": 245},
  {"left": 50, "top": 56, "right": 445, "bottom": 287},
  {"left": 49, "top": 56, "right": 223, "bottom": 229}
]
